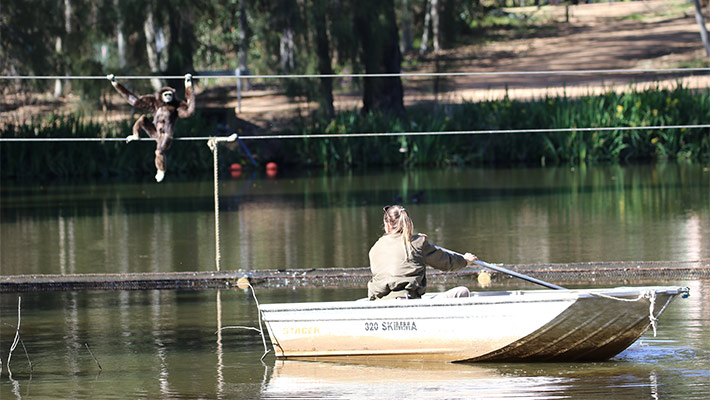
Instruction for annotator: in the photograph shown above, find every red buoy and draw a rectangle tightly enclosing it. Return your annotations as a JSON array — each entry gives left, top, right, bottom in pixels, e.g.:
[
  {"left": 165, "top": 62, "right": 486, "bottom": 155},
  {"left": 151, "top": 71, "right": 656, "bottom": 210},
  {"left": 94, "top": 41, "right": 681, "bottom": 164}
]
[
  {"left": 230, "top": 163, "right": 243, "bottom": 179},
  {"left": 266, "top": 162, "right": 278, "bottom": 178}
]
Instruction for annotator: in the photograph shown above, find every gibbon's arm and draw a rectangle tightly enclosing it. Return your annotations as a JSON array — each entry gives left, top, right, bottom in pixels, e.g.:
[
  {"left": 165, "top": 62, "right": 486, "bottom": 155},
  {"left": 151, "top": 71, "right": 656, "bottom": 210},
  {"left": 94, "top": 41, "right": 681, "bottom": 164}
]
[
  {"left": 107, "top": 74, "right": 157, "bottom": 110},
  {"left": 177, "top": 73, "right": 195, "bottom": 118}
]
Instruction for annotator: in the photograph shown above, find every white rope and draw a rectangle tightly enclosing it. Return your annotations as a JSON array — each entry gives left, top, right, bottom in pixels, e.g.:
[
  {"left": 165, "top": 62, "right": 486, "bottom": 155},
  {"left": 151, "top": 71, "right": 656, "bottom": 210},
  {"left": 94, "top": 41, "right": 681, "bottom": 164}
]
[
  {"left": 6, "top": 297, "right": 21, "bottom": 375},
  {"left": 587, "top": 289, "right": 659, "bottom": 336},
  {"left": 648, "top": 290, "right": 658, "bottom": 337},
  {"left": 205, "top": 133, "right": 237, "bottom": 271},
  {"left": 217, "top": 281, "right": 271, "bottom": 361},
  {"left": 0, "top": 136, "right": 235, "bottom": 142},
  {"left": 1, "top": 67, "right": 709, "bottom": 80},
  {"left": 2, "top": 124, "right": 709, "bottom": 143},
  {"left": 207, "top": 138, "right": 221, "bottom": 271},
  {"left": 238, "top": 124, "right": 710, "bottom": 140}
]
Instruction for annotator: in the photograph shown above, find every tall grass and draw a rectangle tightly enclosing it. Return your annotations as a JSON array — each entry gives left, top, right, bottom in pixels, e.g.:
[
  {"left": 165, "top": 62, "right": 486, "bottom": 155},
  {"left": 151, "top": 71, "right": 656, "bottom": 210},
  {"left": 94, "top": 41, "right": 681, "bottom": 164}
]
[
  {"left": 0, "top": 114, "right": 224, "bottom": 179},
  {"left": 2, "top": 84, "right": 708, "bottom": 179},
  {"left": 296, "top": 83, "right": 710, "bottom": 168}
]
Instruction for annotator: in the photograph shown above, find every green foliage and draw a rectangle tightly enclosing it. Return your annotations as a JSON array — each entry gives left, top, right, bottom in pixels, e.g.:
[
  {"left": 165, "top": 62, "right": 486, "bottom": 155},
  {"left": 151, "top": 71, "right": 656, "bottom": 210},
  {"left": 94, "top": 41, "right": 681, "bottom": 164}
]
[
  {"left": 291, "top": 84, "right": 710, "bottom": 168},
  {"left": 2, "top": 85, "right": 708, "bottom": 180},
  {"left": 0, "top": 113, "right": 240, "bottom": 179}
]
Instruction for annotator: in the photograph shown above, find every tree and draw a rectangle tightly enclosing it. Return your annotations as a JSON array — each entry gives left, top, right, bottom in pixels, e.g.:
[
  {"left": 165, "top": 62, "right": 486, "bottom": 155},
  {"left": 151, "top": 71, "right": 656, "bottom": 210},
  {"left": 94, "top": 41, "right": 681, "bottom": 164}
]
[
  {"left": 113, "top": 0, "right": 127, "bottom": 69},
  {"left": 144, "top": 4, "right": 164, "bottom": 91},
  {"left": 353, "top": 0, "right": 405, "bottom": 115},
  {"left": 399, "top": 0, "right": 414, "bottom": 54},
  {"left": 419, "top": 0, "right": 440, "bottom": 55},
  {"left": 237, "top": 0, "right": 250, "bottom": 89},
  {"left": 54, "top": 0, "right": 72, "bottom": 98},
  {"left": 163, "top": 1, "right": 198, "bottom": 94},
  {"left": 312, "top": 0, "right": 335, "bottom": 118},
  {"left": 693, "top": 0, "right": 710, "bottom": 57}
]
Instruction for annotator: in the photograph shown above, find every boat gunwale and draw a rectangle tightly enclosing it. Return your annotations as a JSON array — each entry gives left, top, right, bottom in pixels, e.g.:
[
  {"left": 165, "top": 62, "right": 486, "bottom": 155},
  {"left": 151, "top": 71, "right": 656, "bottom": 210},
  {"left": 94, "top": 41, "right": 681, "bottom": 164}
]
[{"left": 259, "top": 286, "right": 688, "bottom": 314}]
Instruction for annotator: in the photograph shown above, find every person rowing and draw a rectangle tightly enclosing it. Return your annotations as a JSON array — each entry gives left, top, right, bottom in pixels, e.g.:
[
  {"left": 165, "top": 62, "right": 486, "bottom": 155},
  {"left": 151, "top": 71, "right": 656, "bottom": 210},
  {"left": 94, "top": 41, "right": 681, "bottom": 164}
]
[{"left": 368, "top": 205, "right": 478, "bottom": 300}]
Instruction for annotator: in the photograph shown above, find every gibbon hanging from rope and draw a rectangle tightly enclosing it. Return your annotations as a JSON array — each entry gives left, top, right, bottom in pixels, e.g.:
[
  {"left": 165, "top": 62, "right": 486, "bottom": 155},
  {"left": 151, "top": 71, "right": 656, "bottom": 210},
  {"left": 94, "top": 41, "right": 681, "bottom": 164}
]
[{"left": 107, "top": 73, "right": 195, "bottom": 182}]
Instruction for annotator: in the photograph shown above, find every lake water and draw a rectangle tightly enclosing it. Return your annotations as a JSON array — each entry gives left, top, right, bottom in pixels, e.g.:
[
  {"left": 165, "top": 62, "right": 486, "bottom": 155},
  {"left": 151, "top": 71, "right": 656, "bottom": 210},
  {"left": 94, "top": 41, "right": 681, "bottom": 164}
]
[
  {"left": 0, "top": 282, "right": 708, "bottom": 399},
  {"left": 2, "top": 163, "right": 709, "bottom": 274},
  {"left": 1, "top": 163, "right": 709, "bottom": 398}
]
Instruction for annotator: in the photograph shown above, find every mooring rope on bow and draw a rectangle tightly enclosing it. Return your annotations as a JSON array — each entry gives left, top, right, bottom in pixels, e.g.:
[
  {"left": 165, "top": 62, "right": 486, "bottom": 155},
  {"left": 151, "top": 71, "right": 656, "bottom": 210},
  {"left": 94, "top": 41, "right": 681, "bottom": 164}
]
[
  {"left": 217, "top": 280, "right": 272, "bottom": 361},
  {"left": 587, "top": 289, "right": 660, "bottom": 336}
]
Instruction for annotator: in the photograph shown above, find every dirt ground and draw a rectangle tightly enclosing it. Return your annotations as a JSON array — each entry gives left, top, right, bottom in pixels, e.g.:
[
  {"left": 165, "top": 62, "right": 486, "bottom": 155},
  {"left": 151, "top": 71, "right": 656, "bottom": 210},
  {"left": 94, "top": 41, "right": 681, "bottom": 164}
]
[
  {"left": 2, "top": 0, "right": 709, "bottom": 130},
  {"left": 228, "top": 0, "right": 710, "bottom": 129}
]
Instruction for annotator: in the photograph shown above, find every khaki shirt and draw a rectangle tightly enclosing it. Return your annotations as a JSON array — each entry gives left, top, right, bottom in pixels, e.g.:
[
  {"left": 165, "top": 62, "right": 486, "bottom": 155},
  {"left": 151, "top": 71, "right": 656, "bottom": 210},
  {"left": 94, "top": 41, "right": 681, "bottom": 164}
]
[{"left": 367, "top": 233, "right": 467, "bottom": 300}]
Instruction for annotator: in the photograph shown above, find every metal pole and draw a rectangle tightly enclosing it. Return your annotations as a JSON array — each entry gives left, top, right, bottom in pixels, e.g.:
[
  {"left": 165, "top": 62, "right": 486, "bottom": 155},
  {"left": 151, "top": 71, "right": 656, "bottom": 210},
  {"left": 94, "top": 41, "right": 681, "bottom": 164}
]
[{"left": 236, "top": 68, "right": 242, "bottom": 113}]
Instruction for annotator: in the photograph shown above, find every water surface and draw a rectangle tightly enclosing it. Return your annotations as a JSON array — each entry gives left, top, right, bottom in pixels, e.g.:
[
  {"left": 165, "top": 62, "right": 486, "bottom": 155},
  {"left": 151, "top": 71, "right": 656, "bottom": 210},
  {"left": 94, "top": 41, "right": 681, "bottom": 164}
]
[
  {"left": 0, "top": 280, "right": 708, "bottom": 399},
  {"left": 1, "top": 164, "right": 709, "bottom": 399},
  {"left": 2, "top": 163, "right": 708, "bottom": 275}
]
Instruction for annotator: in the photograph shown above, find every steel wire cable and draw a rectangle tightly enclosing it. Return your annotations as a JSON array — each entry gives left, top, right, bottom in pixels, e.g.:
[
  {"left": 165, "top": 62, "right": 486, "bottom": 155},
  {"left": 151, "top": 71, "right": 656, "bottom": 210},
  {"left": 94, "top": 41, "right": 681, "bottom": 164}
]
[
  {"left": 1, "top": 67, "right": 710, "bottom": 80},
  {"left": 1, "top": 124, "right": 708, "bottom": 142}
]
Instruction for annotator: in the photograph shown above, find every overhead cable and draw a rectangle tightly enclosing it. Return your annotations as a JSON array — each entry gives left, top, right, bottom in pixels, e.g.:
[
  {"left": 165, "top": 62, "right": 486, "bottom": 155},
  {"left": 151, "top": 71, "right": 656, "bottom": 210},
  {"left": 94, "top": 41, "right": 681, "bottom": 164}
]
[
  {"left": 1, "top": 67, "right": 710, "bottom": 81},
  {"left": 1, "top": 124, "right": 708, "bottom": 142}
]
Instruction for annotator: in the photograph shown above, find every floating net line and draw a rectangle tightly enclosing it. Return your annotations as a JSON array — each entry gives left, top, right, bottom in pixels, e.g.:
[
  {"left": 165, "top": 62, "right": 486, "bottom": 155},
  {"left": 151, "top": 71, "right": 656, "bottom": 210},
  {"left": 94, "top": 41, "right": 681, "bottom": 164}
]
[{"left": 1, "top": 260, "right": 708, "bottom": 292}]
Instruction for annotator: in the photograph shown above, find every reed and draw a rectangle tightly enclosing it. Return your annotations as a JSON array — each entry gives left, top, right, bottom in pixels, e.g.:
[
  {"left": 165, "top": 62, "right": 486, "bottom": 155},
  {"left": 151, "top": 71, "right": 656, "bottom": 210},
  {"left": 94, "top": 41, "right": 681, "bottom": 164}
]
[
  {"left": 296, "top": 83, "right": 710, "bottom": 168},
  {"left": 1, "top": 114, "right": 223, "bottom": 179}
]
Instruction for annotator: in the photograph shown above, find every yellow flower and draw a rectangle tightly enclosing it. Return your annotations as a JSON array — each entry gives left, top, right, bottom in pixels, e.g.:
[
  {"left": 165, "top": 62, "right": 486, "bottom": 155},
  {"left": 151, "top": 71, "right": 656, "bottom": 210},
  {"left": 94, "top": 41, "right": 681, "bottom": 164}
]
[
  {"left": 635, "top": 101, "right": 641, "bottom": 109},
  {"left": 652, "top": 109, "right": 658, "bottom": 116},
  {"left": 651, "top": 137, "right": 659, "bottom": 144},
  {"left": 616, "top": 105, "right": 624, "bottom": 114}
]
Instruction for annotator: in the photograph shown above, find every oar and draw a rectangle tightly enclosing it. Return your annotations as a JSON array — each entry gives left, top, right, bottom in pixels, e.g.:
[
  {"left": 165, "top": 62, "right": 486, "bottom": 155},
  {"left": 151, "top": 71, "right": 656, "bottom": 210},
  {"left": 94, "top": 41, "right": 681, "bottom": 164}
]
[{"left": 474, "top": 260, "right": 566, "bottom": 290}]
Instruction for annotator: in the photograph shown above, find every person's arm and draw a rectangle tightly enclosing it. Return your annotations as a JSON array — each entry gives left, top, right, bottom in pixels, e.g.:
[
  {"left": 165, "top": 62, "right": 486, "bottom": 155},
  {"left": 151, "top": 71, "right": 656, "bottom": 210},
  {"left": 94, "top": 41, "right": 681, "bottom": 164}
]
[{"left": 417, "top": 236, "right": 477, "bottom": 272}]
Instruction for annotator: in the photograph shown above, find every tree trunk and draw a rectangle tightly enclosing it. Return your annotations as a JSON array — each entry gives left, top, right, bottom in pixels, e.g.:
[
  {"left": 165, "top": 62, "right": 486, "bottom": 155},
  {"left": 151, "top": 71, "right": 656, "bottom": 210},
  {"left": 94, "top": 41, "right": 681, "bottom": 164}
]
[
  {"left": 280, "top": 27, "right": 296, "bottom": 73},
  {"left": 166, "top": 7, "right": 195, "bottom": 94},
  {"left": 313, "top": 0, "right": 335, "bottom": 119},
  {"left": 54, "top": 36, "right": 63, "bottom": 98},
  {"left": 355, "top": 0, "right": 405, "bottom": 115},
  {"left": 144, "top": 6, "right": 163, "bottom": 91},
  {"left": 400, "top": 0, "right": 414, "bottom": 53},
  {"left": 238, "top": 0, "right": 250, "bottom": 89},
  {"left": 431, "top": 0, "right": 440, "bottom": 53},
  {"left": 419, "top": 0, "right": 431, "bottom": 55},
  {"left": 694, "top": 0, "right": 710, "bottom": 57},
  {"left": 54, "top": 0, "right": 71, "bottom": 98},
  {"left": 64, "top": 0, "right": 72, "bottom": 33},
  {"left": 114, "top": 0, "right": 126, "bottom": 69}
]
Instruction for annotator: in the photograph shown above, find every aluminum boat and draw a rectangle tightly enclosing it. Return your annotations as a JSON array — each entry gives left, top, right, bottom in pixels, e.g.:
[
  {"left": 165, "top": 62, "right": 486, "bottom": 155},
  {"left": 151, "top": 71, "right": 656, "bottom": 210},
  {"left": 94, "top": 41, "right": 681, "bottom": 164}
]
[{"left": 260, "top": 286, "right": 689, "bottom": 362}]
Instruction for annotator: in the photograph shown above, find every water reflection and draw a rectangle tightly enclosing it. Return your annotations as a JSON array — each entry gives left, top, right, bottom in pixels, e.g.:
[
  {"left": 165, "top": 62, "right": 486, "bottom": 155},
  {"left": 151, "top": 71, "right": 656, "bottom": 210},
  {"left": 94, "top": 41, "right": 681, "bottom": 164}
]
[
  {"left": 0, "top": 280, "right": 708, "bottom": 399},
  {"left": 2, "top": 164, "right": 708, "bottom": 276},
  {"left": 216, "top": 291, "right": 224, "bottom": 398},
  {"left": 261, "top": 348, "right": 710, "bottom": 400},
  {"left": 263, "top": 360, "right": 570, "bottom": 399}
]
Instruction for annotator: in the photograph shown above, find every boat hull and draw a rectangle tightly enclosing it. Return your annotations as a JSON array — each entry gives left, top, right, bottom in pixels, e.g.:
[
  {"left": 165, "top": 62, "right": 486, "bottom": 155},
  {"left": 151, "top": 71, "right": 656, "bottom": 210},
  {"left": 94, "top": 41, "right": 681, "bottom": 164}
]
[{"left": 260, "top": 286, "right": 687, "bottom": 362}]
